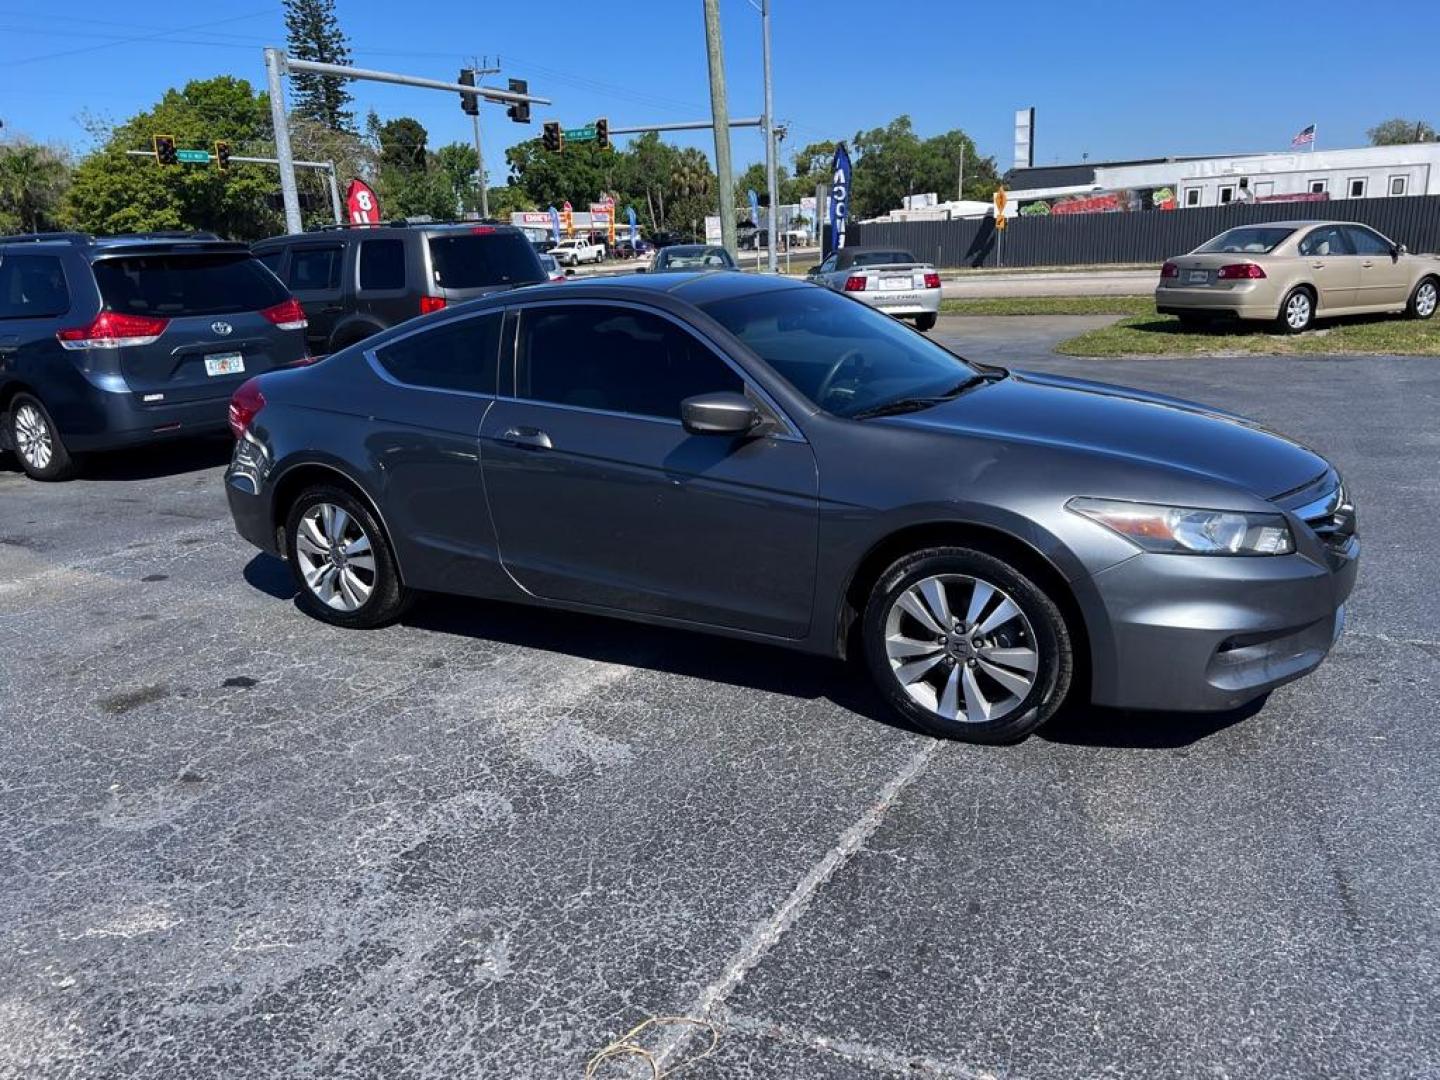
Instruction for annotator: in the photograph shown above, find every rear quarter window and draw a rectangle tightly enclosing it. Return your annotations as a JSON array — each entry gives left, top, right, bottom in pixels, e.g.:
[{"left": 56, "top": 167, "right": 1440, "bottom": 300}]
[
  {"left": 0, "top": 254, "right": 71, "bottom": 319},
  {"left": 428, "top": 233, "right": 545, "bottom": 289},
  {"left": 373, "top": 312, "right": 502, "bottom": 395},
  {"left": 92, "top": 253, "right": 290, "bottom": 316}
]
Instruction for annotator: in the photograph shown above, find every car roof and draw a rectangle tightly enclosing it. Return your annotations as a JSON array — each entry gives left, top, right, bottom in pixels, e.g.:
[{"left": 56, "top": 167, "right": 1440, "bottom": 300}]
[
  {"left": 0, "top": 231, "right": 243, "bottom": 257},
  {"left": 1222, "top": 220, "right": 1367, "bottom": 230},
  {"left": 253, "top": 223, "right": 529, "bottom": 247}
]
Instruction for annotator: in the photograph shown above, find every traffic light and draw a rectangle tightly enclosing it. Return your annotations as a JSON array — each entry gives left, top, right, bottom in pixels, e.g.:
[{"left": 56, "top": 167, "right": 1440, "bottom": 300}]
[
  {"left": 458, "top": 68, "right": 479, "bottom": 116},
  {"left": 542, "top": 121, "right": 563, "bottom": 153},
  {"left": 153, "top": 135, "right": 178, "bottom": 166},
  {"left": 595, "top": 117, "right": 610, "bottom": 151},
  {"left": 506, "top": 79, "right": 530, "bottom": 124},
  {"left": 214, "top": 140, "right": 231, "bottom": 171}
]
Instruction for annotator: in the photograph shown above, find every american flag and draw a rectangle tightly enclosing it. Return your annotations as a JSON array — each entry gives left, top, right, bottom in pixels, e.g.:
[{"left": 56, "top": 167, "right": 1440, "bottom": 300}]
[{"left": 1292, "top": 123, "right": 1316, "bottom": 147}]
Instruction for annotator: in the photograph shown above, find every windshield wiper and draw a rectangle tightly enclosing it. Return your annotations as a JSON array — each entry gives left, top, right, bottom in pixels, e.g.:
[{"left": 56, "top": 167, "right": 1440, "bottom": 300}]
[{"left": 849, "top": 371, "right": 1003, "bottom": 420}]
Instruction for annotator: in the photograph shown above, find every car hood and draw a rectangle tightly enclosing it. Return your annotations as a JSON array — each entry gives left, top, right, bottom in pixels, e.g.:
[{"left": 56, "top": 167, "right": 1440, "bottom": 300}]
[{"left": 885, "top": 370, "right": 1326, "bottom": 500}]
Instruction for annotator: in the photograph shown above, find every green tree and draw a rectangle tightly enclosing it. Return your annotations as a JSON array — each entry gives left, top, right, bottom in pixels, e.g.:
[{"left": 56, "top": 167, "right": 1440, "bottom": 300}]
[
  {"left": 505, "top": 136, "right": 615, "bottom": 210},
  {"left": 64, "top": 76, "right": 282, "bottom": 240},
  {"left": 917, "top": 130, "right": 999, "bottom": 202},
  {"left": 435, "top": 141, "right": 480, "bottom": 213},
  {"left": 1367, "top": 118, "right": 1436, "bottom": 145},
  {"left": 669, "top": 149, "right": 715, "bottom": 241},
  {"left": 617, "top": 131, "right": 679, "bottom": 231},
  {"left": 377, "top": 117, "right": 429, "bottom": 173},
  {"left": 848, "top": 116, "right": 998, "bottom": 218},
  {"left": 0, "top": 140, "right": 71, "bottom": 233},
  {"left": 791, "top": 139, "right": 837, "bottom": 182},
  {"left": 486, "top": 183, "right": 535, "bottom": 221},
  {"left": 284, "top": 0, "right": 354, "bottom": 132}
]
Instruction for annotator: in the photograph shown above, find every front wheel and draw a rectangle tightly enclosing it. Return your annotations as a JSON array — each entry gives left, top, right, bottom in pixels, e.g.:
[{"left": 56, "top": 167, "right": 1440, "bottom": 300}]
[
  {"left": 1277, "top": 287, "right": 1315, "bottom": 334},
  {"left": 7, "top": 393, "right": 77, "bottom": 481},
  {"left": 862, "top": 546, "right": 1072, "bottom": 743},
  {"left": 284, "top": 486, "right": 411, "bottom": 628},
  {"left": 914, "top": 313, "right": 938, "bottom": 332},
  {"left": 1407, "top": 277, "right": 1438, "bottom": 320}
]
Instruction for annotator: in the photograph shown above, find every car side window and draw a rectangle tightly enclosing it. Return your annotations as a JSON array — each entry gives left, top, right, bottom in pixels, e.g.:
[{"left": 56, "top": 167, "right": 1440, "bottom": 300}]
[
  {"left": 255, "top": 249, "right": 284, "bottom": 276},
  {"left": 288, "top": 246, "right": 342, "bottom": 291},
  {"left": 373, "top": 311, "right": 501, "bottom": 395},
  {"left": 1297, "top": 227, "right": 1352, "bottom": 258},
  {"left": 0, "top": 255, "right": 71, "bottom": 319},
  {"left": 516, "top": 304, "right": 744, "bottom": 420},
  {"left": 1344, "top": 227, "right": 1392, "bottom": 256},
  {"left": 358, "top": 239, "right": 406, "bottom": 291},
  {"left": 819, "top": 255, "right": 837, "bottom": 273}
]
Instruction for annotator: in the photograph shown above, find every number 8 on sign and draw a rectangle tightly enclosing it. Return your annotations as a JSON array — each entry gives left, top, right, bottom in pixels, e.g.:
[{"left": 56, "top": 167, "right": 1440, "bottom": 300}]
[{"left": 346, "top": 179, "right": 381, "bottom": 227}]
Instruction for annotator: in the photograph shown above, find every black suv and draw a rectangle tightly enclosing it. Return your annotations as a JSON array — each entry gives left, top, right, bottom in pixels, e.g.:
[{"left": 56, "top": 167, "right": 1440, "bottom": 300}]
[
  {"left": 252, "top": 223, "right": 548, "bottom": 356},
  {"left": 0, "top": 232, "right": 309, "bottom": 480}
]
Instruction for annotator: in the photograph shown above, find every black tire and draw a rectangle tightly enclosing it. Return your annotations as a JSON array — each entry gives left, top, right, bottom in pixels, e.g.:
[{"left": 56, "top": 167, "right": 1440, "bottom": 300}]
[
  {"left": 7, "top": 392, "right": 77, "bottom": 481},
  {"left": 284, "top": 485, "right": 411, "bottom": 629},
  {"left": 861, "top": 546, "right": 1072, "bottom": 743},
  {"left": 1406, "top": 276, "right": 1438, "bottom": 320},
  {"left": 1276, "top": 286, "right": 1315, "bottom": 334},
  {"left": 914, "top": 313, "right": 938, "bottom": 332}
]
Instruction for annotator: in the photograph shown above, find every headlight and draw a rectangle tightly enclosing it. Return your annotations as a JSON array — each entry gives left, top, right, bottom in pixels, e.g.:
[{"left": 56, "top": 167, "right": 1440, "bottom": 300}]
[{"left": 1068, "top": 497, "right": 1294, "bottom": 555}]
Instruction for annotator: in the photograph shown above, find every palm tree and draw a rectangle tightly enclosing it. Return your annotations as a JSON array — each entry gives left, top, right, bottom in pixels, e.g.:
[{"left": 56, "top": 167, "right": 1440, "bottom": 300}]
[{"left": 0, "top": 142, "right": 71, "bottom": 233}]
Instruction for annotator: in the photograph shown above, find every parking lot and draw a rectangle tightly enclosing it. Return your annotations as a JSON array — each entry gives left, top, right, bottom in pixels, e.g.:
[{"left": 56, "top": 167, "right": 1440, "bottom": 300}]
[{"left": 2, "top": 314, "right": 1437, "bottom": 1078}]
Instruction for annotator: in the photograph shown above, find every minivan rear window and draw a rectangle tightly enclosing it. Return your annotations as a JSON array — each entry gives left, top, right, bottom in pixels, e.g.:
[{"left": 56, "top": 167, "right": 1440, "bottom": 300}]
[
  {"left": 427, "top": 232, "right": 545, "bottom": 290},
  {"left": 93, "top": 253, "right": 291, "bottom": 316}
]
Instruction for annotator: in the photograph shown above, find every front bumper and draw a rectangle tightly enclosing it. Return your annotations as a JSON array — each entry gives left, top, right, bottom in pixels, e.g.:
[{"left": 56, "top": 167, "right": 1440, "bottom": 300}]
[{"left": 1084, "top": 537, "right": 1358, "bottom": 712}]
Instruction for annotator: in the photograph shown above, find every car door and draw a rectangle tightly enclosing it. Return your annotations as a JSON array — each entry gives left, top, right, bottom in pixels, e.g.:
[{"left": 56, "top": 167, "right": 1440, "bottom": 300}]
[
  {"left": 1295, "top": 225, "right": 1358, "bottom": 312},
  {"left": 1344, "top": 225, "right": 1410, "bottom": 309},
  {"left": 0, "top": 251, "right": 73, "bottom": 419},
  {"left": 284, "top": 242, "right": 346, "bottom": 352},
  {"left": 479, "top": 299, "right": 820, "bottom": 639},
  {"left": 361, "top": 310, "right": 506, "bottom": 594}
]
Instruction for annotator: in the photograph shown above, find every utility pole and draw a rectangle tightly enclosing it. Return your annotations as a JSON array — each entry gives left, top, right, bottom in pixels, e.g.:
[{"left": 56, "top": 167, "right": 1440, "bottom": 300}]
[
  {"left": 760, "top": 0, "right": 778, "bottom": 273},
  {"left": 264, "top": 48, "right": 303, "bottom": 235},
  {"left": 469, "top": 56, "right": 501, "bottom": 219},
  {"left": 702, "top": 0, "right": 737, "bottom": 255},
  {"left": 957, "top": 143, "right": 965, "bottom": 202}
]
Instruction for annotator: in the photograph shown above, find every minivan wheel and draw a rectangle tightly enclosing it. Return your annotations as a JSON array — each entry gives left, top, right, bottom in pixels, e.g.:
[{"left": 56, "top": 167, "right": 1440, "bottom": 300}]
[
  {"left": 1278, "top": 287, "right": 1315, "bottom": 333},
  {"left": 862, "top": 546, "right": 1072, "bottom": 743},
  {"left": 284, "top": 486, "right": 411, "bottom": 628},
  {"left": 8, "top": 393, "right": 77, "bottom": 481},
  {"left": 1407, "top": 277, "right": 1438, "bottom": 320}
]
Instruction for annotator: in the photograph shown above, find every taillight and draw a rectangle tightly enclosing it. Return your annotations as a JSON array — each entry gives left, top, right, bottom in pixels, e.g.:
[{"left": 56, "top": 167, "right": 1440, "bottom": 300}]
[
  {"left": 260, "top": 297, "right": 308, "bottom": 330},
  {"left": 56, "top": 311, "right": 169, "bottom": 350},
  {"left": 419, "top": 296, "right": 447, "bottom": 314},
  {"left": 470, "top": 225, "right": 496, "bottom": 235},
  {"left": 228, "top": 377, "right": 265, "bottom": 440},
  {"left": 923, "top": 272, "right": 941, "bottom": 289},
  {"left": 843, "top": 275, "right": 867, "bottom": 292},
  {"left": 1160, "top": 261, "right": 1180, "bottom": 279},
  {"left": 1217, "top": 263, "right": 1266, "bottom": 280}
]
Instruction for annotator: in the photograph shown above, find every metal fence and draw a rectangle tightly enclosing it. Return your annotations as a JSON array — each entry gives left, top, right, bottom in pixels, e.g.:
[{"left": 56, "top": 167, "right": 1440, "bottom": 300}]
[{"left": 848, "top": 195, "right": 1440, "bottom": 269}]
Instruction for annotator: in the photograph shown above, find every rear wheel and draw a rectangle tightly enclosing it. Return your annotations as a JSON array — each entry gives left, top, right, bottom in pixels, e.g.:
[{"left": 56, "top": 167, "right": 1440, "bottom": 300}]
[
  {"left": 1407, "top": 277, "right": 1438, "bottom": 320},
  {"left": 7, "top": 393, "right": 77, "bottom": 481},
  {"left": 914, "top": 313, "right": 938, "bottom": 332},
  {"left": 1176, "top": 311, "right": 1211, "bottom": 330},
  {"left": 1277, "top": 287, "right": 1315, "bottom": 333},
  {"left": 284, "top": 486, "right": 411, "bottom": 628},
  {"left": 862, "top": 546, "right": 1072, "bottom": 743}
]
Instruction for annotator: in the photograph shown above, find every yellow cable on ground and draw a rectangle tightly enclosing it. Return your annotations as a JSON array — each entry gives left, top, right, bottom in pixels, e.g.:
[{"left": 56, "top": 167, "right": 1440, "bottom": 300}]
[{"left": 584, "top": 1016, "right": 721, "bottom": 1079}]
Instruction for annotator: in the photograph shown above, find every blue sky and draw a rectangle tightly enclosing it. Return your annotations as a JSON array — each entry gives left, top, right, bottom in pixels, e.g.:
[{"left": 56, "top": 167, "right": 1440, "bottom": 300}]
[{"left": 2, "top": 0, "right": 1436, "bottom": 179}]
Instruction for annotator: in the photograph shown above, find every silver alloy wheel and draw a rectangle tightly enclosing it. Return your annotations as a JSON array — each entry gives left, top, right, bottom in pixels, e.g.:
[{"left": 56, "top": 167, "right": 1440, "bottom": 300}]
[
  {"left": 13, "top": 403, "right": 53, "bottom": 470},
  {"left": 1416, "top": 281, "right": 1438, "bottom": 318},
  {"left": 883, "top": 573, "right": 1039, "bottom": 724},
  {"left": 295, "top": 503, "right": 377, "bottom": 613},
  {"left": 1286, "top": 291, "right": 1312, "bottom": 330}
]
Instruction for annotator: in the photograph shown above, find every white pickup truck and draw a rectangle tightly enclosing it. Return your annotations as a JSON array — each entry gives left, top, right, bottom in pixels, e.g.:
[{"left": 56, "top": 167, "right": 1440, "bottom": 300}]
[{"left": 551, "top": 237, "right": 605, "bottom": 266}]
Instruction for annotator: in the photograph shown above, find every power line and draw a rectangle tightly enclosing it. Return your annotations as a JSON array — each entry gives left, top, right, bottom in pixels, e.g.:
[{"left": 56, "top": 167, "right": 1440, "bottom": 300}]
[{"left": 4, "top": 8, "right": 273, "bottom": 68}]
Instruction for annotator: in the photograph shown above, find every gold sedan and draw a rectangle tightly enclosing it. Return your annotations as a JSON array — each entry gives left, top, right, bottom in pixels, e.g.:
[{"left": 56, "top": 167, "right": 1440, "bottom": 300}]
[{"left": 1156, "top": 220, "right": 1440, "bottom": 332}]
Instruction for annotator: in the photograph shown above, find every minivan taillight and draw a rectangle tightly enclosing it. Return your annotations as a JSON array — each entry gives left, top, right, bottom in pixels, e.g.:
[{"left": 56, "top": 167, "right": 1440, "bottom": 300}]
[
  {"left": 56, "top": 312, "right": 169, "bottom": 350},
  {"left": 843, "top": 275, "right": 867, "bottom": 292},
  {"left": 228, "top": 377, "right": 265, "bottom": 440},
  {"left": 419, "top": 296, "right": 447, "bottom": 314},
  {"left": 1217, "top": 263, "right": 1267, "bottom": 280},
  {"left": 260, "top": 297, "right": 308, "bottom": 330},
  {"left": 1160, "top": 261, "right": 1180, "bottom": 279}
]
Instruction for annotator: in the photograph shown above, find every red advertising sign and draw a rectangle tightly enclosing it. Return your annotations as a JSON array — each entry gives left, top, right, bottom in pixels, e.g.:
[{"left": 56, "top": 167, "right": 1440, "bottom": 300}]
[{"left": 346, "top": 179, "right": 381, "bottom": 226}]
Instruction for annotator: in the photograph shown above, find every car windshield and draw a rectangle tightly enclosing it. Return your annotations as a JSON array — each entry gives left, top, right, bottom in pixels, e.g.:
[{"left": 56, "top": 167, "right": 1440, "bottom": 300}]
[
  {"left": 848, "top": 250, "right": 916, "bottom": 267},
  {"left": 658, "top": 246, "right": 734, "bottom": 270},
  {"left": 701, "top": 286, "right": 977, "bottom": 418},
  {"left": 1194, "top": 227, "right": 1296, "bottom": 254},
  {"left": 92, "top": 253, "right": 290, "bottom": 316},
  {"left": 427, "top": 232, "right": 545, "bottom": 288}
]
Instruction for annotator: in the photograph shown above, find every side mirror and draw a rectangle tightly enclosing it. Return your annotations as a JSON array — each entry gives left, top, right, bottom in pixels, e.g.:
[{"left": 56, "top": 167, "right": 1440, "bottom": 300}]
[
  {"left": 1394, "top": 243, "right": 1408, "bottom": 257},
  {"left": 805, "top": 265, "right": 821, "bottom": 277},
  {"left": 681, "top": 391, "right": 759, "bottom": 436},
  {"left": 565, "top": 267, "right": 575, "bottom": 277}
]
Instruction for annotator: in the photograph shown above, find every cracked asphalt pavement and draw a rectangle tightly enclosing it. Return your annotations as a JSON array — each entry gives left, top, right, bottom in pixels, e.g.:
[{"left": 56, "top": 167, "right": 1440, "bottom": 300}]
[{"left": 1, "top": 314, "right": 1436, "bottom": 1078}]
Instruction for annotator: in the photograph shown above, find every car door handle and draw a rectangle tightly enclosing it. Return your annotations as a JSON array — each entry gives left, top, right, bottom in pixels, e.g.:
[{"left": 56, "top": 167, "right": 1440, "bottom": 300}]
[
  {"left": 1361, "top": 260, "right": 1375, "bottom": 268},
  {"left": 321, "top": 305, "right": 344, "bottom": 313},
  {"left": 1311, "top": 261, "right": 1326, "bottom": 269},
  {"left": 499, "top": 426, "right": 552, "bottom": 450}
]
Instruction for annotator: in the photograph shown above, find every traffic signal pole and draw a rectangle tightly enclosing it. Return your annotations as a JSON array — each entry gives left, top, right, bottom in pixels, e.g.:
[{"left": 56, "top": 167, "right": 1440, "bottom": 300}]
[{"left": 263, "top": 49, "right": 550, "bottom": 233}]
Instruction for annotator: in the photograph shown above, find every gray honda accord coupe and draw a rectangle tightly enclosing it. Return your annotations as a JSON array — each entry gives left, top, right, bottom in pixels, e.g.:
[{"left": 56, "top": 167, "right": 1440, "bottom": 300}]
[{"left": 224, "top": 272, "right": 1358, "bottom": 742}]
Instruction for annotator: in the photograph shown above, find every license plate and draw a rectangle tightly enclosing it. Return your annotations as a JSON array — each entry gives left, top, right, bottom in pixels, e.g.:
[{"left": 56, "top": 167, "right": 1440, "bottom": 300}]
[
  {"left": 882, "top": 275, "right": 911, "bottom": 290},
  {"left": 1187, "top": 269, "right": 1209, "bottom": 284},
  {"left": 204, "top": 352, "right": 245, "bottom": 377}
]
